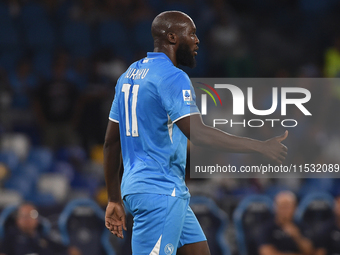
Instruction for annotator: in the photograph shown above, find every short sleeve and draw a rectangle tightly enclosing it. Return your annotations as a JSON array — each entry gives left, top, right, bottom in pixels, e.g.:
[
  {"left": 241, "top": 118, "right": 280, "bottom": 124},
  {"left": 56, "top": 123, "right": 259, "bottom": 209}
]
[
  {"left": 158, "top": 71, "right": 200, "bottom": 122},
  {"left": 109, "top": 85, "right": 120, "bottom": 123}
]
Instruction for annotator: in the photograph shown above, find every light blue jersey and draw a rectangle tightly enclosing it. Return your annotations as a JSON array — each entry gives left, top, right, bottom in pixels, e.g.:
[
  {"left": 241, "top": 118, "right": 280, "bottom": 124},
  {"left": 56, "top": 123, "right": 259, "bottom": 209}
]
[{"left": 109, "top": 52, "right": 200, "bottom": 199}]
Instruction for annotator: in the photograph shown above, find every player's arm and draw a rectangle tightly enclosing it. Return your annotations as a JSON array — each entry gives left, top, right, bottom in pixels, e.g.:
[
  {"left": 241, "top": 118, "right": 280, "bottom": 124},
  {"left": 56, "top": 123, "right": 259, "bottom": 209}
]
[
  {"left": 176, "top": 114, "right": 288, "bottom": 164},
  {"left": 103, "top": 120, "right": 127, "bottom": 238}
]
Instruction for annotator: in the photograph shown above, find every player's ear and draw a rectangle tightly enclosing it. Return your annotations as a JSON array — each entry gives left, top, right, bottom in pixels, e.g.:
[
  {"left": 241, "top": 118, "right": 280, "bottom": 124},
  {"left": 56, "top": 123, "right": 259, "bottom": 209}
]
[{"left": 167, "top": 32, "right": 177, "bottom": 44}]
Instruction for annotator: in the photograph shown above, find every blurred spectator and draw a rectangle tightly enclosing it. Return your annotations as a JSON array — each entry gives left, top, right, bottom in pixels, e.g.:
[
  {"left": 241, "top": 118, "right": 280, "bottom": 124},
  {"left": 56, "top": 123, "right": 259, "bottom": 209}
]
[
  {"left": 8, "top": 0, "right": 20, "bottom": 18},
  {"left": 257, "top": 191, "right": 313, "bottom": 255},
  {"left": 69, "top": 57, "right": 89, "bottom": 91},
  {"left": 33, "top": 52, "right": 80, "bottom": 149},
  {"left": 210, "top": 11, "right": 253, "bottom": 77},
  {"left": 67, "top": 0, "right": 101, "bottom": 25},
  {"left": 8, "top": 57, "right": 37, "bottom": 110},
  {"left": 0, "top": 162, "right": 9, "bottom": 186},
  {"left": 131, "top": 0, "right": 154, "bottom": 24},
  {"left": 94, "top": 52, "right": 127, "bottom": 83},
  {"left": 76, "top": 52, "right": 124, "bottom": 151},
  {"left": 0, "top": 203, "right": 81, "bottom": 255},
  {"left": 314, "top": 195, "right": 340, "bottom": 255},
  {"left": 0, "top": 69, "right": 11, "bottom": 131},
  {"left": 324, "top": 35, "right": 340, "bottom": 78}
]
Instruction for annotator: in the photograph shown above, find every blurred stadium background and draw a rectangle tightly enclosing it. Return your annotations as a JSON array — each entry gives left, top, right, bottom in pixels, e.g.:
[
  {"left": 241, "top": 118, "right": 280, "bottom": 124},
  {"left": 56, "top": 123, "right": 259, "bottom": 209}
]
[{"left": 1, "top": 0, "right": 340, "bottom": 254}]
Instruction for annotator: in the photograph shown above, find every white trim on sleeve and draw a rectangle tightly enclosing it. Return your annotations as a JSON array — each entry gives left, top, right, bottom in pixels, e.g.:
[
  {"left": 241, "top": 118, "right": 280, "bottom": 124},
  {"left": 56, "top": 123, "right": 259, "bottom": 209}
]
[
  {"left": 109, "top": 117, "right": 119, "bottom": 123},
  {"left": 172, "top": 112, "right": 200, "bottom": 123}
]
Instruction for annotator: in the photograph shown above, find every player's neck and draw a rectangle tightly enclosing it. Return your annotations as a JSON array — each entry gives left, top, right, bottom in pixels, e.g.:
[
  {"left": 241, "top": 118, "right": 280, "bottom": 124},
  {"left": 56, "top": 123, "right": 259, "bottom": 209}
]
[{"left": 153, "top": 47, "right": 178, "bottom": 67}]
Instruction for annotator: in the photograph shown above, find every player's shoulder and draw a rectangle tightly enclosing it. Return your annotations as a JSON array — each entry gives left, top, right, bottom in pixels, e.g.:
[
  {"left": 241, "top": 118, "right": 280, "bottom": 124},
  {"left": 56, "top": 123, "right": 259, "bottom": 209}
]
[
  {"left": 116, "top": 54, "right": 190, "bottom": 87},
  {"left": 161, "top": 66, "right": 190, "bottom": 86}
]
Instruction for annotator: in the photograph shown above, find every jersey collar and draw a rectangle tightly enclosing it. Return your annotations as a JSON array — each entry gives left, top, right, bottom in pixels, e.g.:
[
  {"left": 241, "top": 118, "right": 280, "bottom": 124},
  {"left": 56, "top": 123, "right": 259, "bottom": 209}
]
[{"left": 146, "top": 52, "right": 173, "bottom": 65}]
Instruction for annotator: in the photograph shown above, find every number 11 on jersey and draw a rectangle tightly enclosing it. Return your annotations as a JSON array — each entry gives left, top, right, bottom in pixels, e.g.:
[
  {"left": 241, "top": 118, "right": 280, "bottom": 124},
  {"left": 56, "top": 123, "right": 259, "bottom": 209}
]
[{"left": 122, "top": 83, "right": 140, "bottom": 137}]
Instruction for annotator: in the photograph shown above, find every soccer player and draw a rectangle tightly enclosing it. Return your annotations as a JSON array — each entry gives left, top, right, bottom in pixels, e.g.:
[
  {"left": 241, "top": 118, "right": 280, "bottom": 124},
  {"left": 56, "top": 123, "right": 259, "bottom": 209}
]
[{"left": 104, "top": 11, "right": 288, "bottom": 255}]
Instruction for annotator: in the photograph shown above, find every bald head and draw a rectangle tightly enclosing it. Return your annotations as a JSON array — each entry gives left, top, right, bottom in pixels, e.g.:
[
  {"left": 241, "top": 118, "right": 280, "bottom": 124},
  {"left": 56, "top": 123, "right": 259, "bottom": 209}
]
[
  {"left": 151, "top": 11, "right": 194, "bottom": 45},
  {"left": 275, "top": 191, "right": 297, "bottom": 223},
  {"left": 151, "top": 11, "right": 199, "bottom": 68},
  {"left": 275, "top": 191, "right": 297, "bottom": 205},
  {"left": 16, "top": 203, "right": 39, "bottom": 235}
]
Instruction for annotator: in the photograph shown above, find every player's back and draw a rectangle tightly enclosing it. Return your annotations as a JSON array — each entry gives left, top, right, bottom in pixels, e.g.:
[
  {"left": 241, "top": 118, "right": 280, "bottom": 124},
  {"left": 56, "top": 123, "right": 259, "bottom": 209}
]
[{"left": 109, "top": 52, "right": 199, "bottom": 199}]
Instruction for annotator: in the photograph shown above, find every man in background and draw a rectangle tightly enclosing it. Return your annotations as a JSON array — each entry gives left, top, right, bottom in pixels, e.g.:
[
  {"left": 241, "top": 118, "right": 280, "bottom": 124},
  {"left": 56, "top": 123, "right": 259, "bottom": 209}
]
[
  {"left": 258, "top": 191, "right": 313, "bottom": 255},
  {"left": 0, "top": 203, "right": 81, "bottom": 255},
  {"left": 33, "top": 53, "right": 80, "bottom": 149},
  {"left": 314, "top": 194, "right": 340, "bottom": 255}
]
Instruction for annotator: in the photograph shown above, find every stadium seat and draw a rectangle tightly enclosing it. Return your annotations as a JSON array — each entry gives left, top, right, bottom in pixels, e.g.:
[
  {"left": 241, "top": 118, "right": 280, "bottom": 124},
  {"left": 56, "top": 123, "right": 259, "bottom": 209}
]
[
  {"left": 233, "top": 195, "right": 274, "bottom": 255},
  {"left": 190, "top": 196, "right": 231, "bottom": 255},
  {"left": 0, "top": 150, "right": 20, "bottom": 171},
  {"left": 0, "top": 50, "right": 21, "bottom": 72},
  {"left": 133, "top": 20, "right": 154, "bottom": 52},
  {"left": 0, "top": 2, "right": 8, "bottom": 19},
  {"left": 29, "top": 193, "right": 57, "bottom": 207},
  {"left": 4, "top": 173, "right": 36, "bottom": 199},
  {"left": 14, "top": 163, "right": 40, "bottom": 181},
  {"left": 26, "top": 147, "right": 54, "bottom": 173},
  {"left": 0, "top": 189, "right": 22, "bottom": 209},
  {"left": 62, "top": 20, "right": 92, "bottom": 58},
  {"left": 52, "top": 161, "right": 75, "bottom": 182},
  {"left": 32, "top": 49, "right": 53, "bottom": 78},
  {"left": 54, "top": 0, "right": 74, "bottom": 27},
  {"left": 0, "top": 205, "right": 19, "bottom": 240},
  {"left": 0, "top": 204, "right": 51, "bottom": 240},
  {"left": 0, "top": 133, "right": 30, "bottom": 161},
  {"left": 20, "top": 2, "right": 48, "bottom": 26},
  {"left": 20, "top": 2, "right": 55, "bottom": 51},
  {"left": 58, "top": 198, "right": 116, "bottom": 255},
  {"left": 294, "top": 192, "right": 334, "bottom": 241},
  {"left": 37, "top": 173, "right": 70, "bottom": 203},
  {"left": 97, "top": 20, "right": 129, "bottom": 53},
  {"left": 0, "top": 3, "right": 21, "bottom": 71},
  {"left": 55, "top": 146, "right": 87, "bottom": 166},
  {"left": 25, "top": 22, "right": 55, "bottom": 51},
  {"left": 299, "top": 178, "right": 335, "bottom": 197}
]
